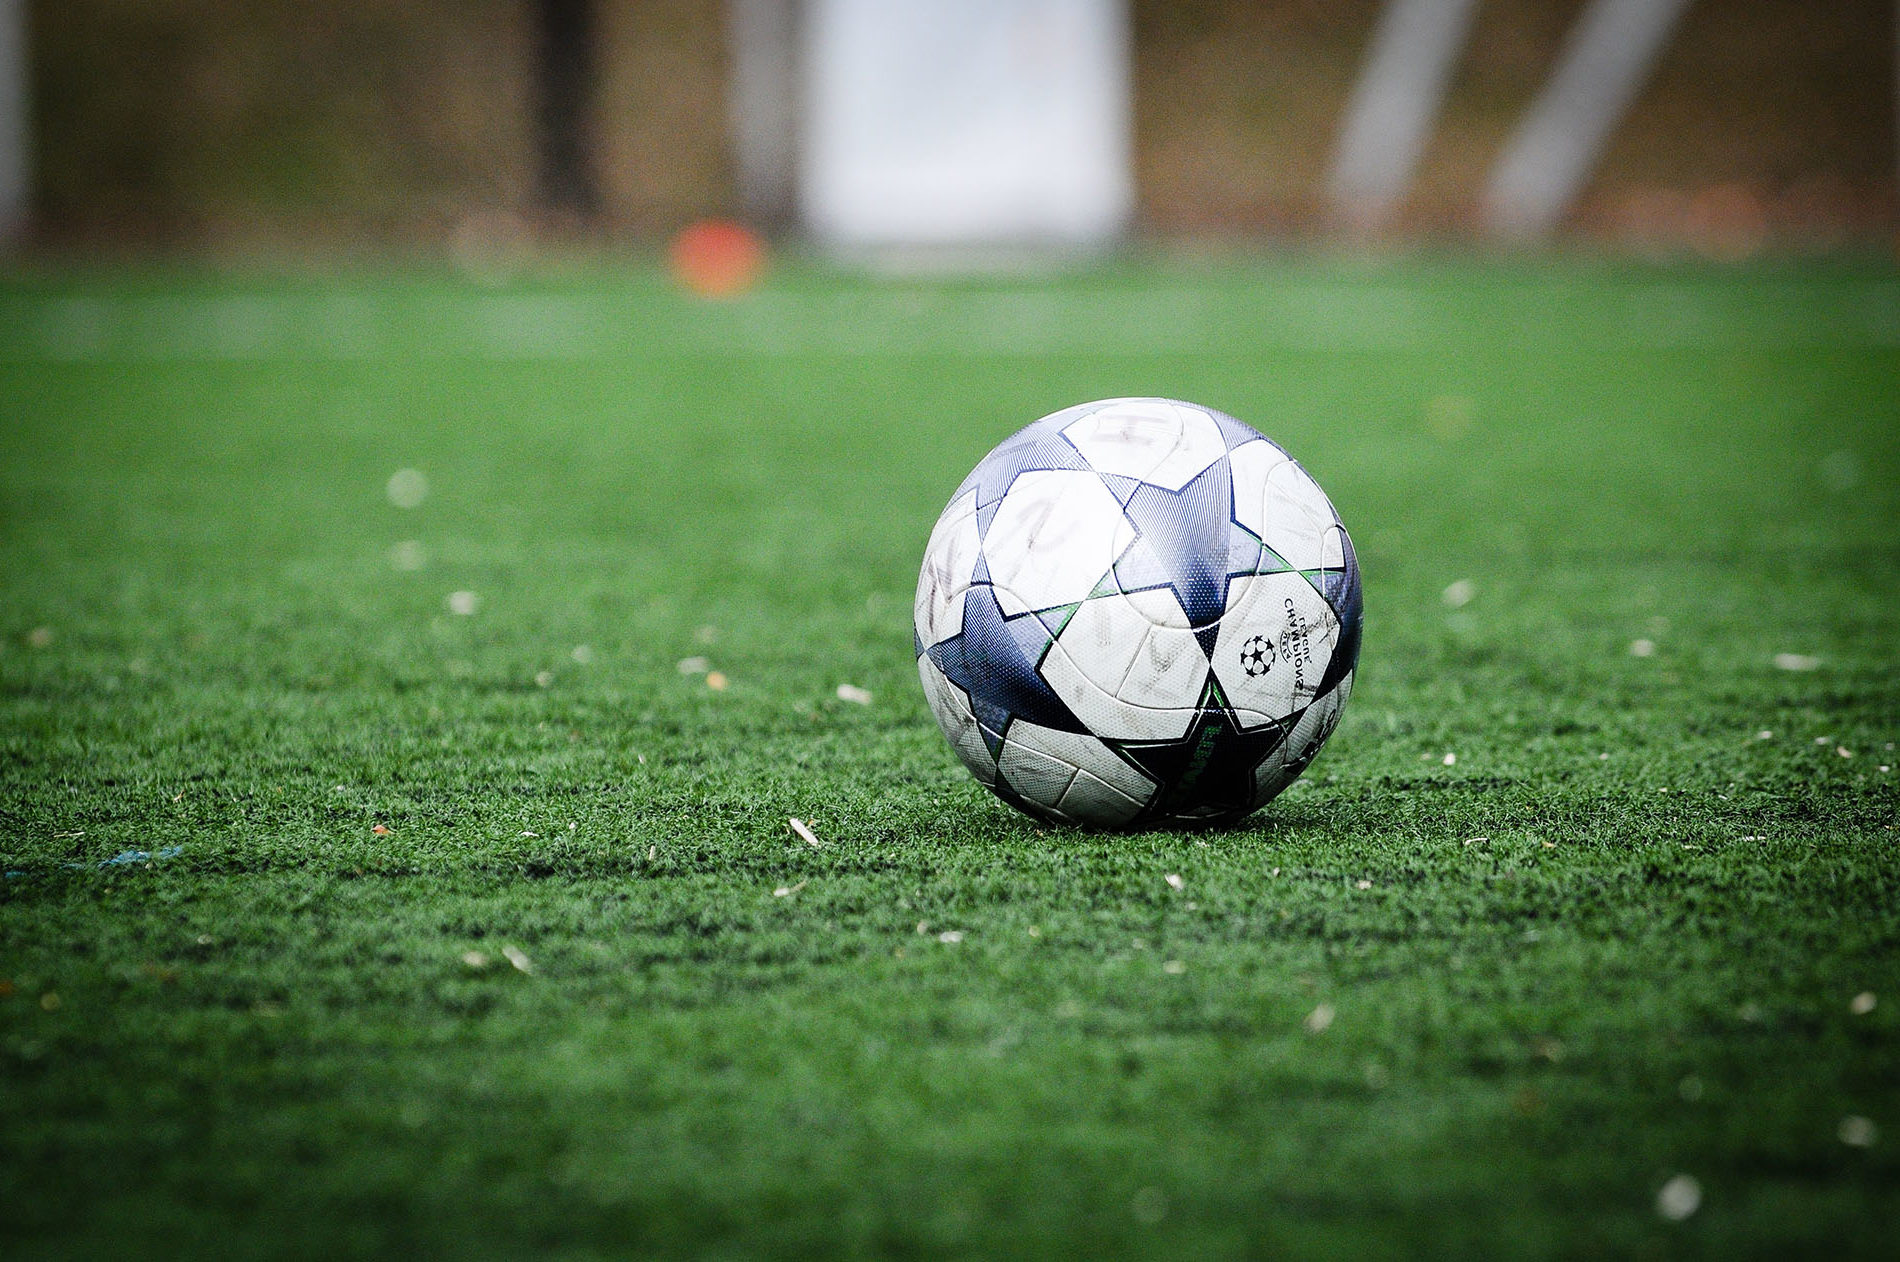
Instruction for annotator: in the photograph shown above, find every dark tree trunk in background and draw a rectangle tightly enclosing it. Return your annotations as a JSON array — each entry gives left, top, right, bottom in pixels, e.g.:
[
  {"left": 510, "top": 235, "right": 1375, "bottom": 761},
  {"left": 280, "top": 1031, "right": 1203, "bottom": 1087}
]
[{"left": 534, "top": 0, "right": 597, "bottom": 220}]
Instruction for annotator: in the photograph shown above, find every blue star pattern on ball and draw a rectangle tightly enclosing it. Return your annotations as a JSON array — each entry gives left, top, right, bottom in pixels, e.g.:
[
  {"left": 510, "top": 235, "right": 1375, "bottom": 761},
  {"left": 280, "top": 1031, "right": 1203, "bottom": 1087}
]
[
  {"left": 1107, "top": 454, "right": 1295, "bottom": 657},
  {"left": 925, "top": 580, "right": 1084, "bottom": 757}
]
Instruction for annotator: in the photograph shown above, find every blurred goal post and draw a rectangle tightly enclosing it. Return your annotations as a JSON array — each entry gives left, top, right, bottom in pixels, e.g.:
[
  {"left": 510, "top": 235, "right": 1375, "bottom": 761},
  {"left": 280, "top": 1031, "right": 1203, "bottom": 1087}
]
[{"left": 730, "top": 0, "right": 1133, "bottom": 252}]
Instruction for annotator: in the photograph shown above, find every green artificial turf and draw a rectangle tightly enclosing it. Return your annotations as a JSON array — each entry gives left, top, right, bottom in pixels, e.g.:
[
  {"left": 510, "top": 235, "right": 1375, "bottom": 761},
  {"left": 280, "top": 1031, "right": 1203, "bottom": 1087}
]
[{"left": 1, "top": 255, "right": 1896, "bottom": 1258}]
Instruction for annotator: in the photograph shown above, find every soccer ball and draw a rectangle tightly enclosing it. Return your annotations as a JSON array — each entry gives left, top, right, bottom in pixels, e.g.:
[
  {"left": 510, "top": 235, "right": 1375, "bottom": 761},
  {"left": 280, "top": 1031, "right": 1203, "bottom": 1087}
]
[{"left": 914, "top": 397, "right": 1361, "bottom": 828}]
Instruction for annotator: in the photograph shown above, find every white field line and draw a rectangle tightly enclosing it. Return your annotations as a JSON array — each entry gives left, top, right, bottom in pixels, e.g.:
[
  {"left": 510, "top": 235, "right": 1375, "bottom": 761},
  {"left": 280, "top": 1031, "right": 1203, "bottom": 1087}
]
[{"left": 2, "top": 283, "right": 1896, "bottom": 362}]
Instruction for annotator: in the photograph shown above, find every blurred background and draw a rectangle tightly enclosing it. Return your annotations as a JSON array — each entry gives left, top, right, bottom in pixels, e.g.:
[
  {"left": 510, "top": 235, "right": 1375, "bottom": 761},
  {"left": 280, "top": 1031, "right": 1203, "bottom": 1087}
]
[{"left": 5, "top": 0, "right": 1895, "bottom": 261}]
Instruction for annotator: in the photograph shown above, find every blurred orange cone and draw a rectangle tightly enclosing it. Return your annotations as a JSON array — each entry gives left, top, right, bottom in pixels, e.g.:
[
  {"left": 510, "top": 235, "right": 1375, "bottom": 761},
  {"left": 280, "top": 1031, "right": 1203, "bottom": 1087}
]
[{"left": 668, "top": 220, "right": 767, "bottom": 298}]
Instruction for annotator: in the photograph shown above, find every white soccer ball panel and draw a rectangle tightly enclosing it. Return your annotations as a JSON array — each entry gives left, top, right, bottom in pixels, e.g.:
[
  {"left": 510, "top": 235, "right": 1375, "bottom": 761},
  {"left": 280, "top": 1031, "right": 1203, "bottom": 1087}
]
[
  {"left": 1060, "top": 398, "right": 1227, "bottom": 491},
  {"left": 918, "top": 653, "right": 997, "bottom": 787},
  {"left": 1229, "top": 441, "right": 1336, "bottom": 571},
  {"left": 914, "top": 488, "right": 981, "bottom": 649},
  {"left": 1057, "top": 769, "right": 1149, "bottom": 827},
  {"left": 995, "top": 738, "right": 1077, "bottom": 816},
  {"left": 1004, "top": 719, "right": 1157, "bottom": 804},
  {"left": 1209, "top": 572, "right": 1339, "bottom": 729},
  {"left": 1252, "top": 670, "right": 1353, "bottom": 802},
  {"left": 997, "top": 722, "right": 1155, "bottom": 828},
  {"left": 1320, "top": 523, "right": 1347, "bottom": 570},
  {"left": 982, "top": 469, "right": 1134, "bottom": 617},
  {"left": 1043, "top": 588, "right": 1207, "bottom": 741}
]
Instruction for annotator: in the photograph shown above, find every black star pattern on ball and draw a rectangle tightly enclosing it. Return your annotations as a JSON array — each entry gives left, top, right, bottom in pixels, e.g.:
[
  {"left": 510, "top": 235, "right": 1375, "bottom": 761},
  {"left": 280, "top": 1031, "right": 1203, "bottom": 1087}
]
[
  {"left": 925, "top": 580, "right": 1084, "bottom": 758},
  {"left": 1114, "top": 682, "right": 1290, "bottom": 826}
]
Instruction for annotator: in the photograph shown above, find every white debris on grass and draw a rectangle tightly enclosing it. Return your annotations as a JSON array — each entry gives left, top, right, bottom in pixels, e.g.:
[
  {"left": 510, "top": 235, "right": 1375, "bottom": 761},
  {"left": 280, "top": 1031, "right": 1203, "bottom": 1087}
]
[
  {"left": 1655, "top": 1174, "right": 1702, "bottom": 1221},
  {"left": 789, "top": 817, "right": 821, "bottom": 847},
  {"left": 1441, "top": 579, "right": 1475, "bottom": 609},
  {"left": 1629, "top": 638, "right": 1657, "bottom": 657},
  {"left": 571, "top": 644, "right": 594, "bottom": 664},
  {"left": 676, "top": 656, "right": 709, "bottom": 675},
  {"left": 446, "top": 590, "right": 479, "bottom": 616},
  {"left": 460, "top": 950, "right": 489, "bottom": 969},
  {"left": 773, "top": 880, "right": 807, "bottom": 898},
  {"left": 1164, "top": 873, "right": 1184, "bottom": 890},
  {"left": 1839, "top": 1116, "right": 1880, "bottom": 1147},
  {"left": 1850, "top": 991, "right": 1876, "bottom": 1015},
  {"left": 835, "top": 684, "right": 873, "bottom": 705},
  {"left": 1355, "top": 879, "right": 1372, "bottom": 890},
  {"left": 1130, "top": 1186, "right": 1169, "bottom": 1224},
  {"left": 1756, "top": 730, "right": 1773, "bottom": 740},
  {"left": 937, "top": 930, "right": 963, "bottom": 944},
  {"left": 1774, "top": 653, "right": 1821, "bottom": 672},
  {"left": 1442, "top": 752, "right": 1457, "bottom": 767},
  {"left": 1820, "top": 449, "right": 1864, "bottom": 491},
  {"left": 1162, "top": 959, "right": 1186, "bottom": 974},
  {"left": 534, "top": 670, "right": 553, "bottom": 688},
  {"left": 1836, "top": 746, "right": 1853, "bottom": 759},
  {"left": 501, "top": 945, "right": 532, "bottom": 974},
  {"left": 386, "top": 468, "right": 428, "bottom": 508},
  {"left": 1304, "top": 1003, "right": 1335, "bottom": 1034}
]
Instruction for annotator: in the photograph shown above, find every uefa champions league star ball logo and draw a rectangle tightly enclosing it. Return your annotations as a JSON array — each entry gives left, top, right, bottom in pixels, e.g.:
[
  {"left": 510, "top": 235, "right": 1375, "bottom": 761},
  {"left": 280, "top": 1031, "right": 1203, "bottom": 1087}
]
[
  {"left": 913, "top": 397, "right": 1362, "bottom": 829},
  {"left": 1239, "top": 635, "right": 1274, "bottom": 678}
]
